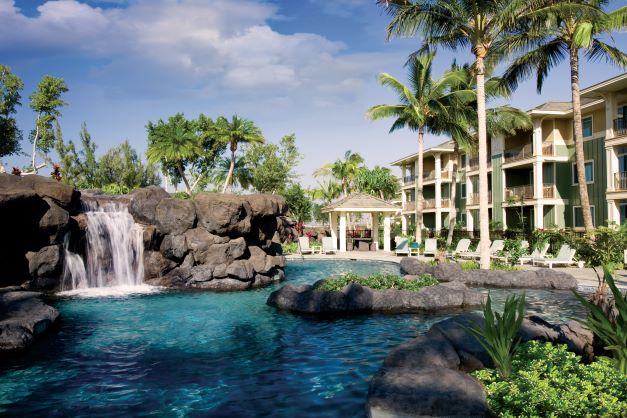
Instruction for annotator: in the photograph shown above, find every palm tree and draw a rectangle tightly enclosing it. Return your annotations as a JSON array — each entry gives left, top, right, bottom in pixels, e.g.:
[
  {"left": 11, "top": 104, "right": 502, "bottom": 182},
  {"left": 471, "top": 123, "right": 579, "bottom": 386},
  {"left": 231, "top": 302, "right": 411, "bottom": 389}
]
[
  {"left": 311, "top": 179, "right": 342, "bottom": 204},
  {"left": 314, "top": 150, "right": 365, "bottom": 196},
  {"left": 366, "top": 51, "right": 471, "bottom": 244},
  {"left": 214, "top": 115, "right": 264, "bottom": 193},
  {"left": 379, "top": 0, "right": 536, "bottom": 268},
  {"left": 146, "top": 113, "right": 202, "bottom": 195},
  {"left": 210, "top": 155, "right": 252, "bottom": 192},
  {"left": 355, "top": 166, "right": 401, "bottom": 200},
  {"left": 502, "top": 1, "right": 627, "bottom": 232}
]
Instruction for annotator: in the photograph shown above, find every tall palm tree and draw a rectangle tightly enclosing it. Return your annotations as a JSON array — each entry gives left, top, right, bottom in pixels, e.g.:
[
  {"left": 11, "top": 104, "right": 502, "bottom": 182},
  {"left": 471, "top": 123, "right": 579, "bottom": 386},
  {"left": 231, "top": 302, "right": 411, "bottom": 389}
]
[
  {"left": 210, "top": 155, "right": 252, "bottom": 192},
  {"left": 314, "top": 150, "right": 365, "bottom": 196},
  {"left": 366, "top": 51, "right": 471, "bottom": 244},
  {"left": 379, "top": 0, "right": 535, "bottom": 268},
  {"left": 355, "top": 166, "right": 401, "bottom": 200},
  {"left": 502, "top": 1, "right": 627, "bottom": 232},
  {"left": 214, "top": 115, "right": 264, "bottom": 193},
  {"left": 146, "top": 113, "right": 202, "bottom": 195},
  {"left": 311, "top": 179, "right": 343, "bottom": 204}
]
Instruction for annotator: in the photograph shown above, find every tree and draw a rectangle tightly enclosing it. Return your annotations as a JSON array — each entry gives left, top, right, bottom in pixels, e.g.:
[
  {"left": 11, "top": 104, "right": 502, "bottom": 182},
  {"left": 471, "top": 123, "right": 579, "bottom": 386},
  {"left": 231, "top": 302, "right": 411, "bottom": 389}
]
[
  {"left": 355, "top": 166, "right": 400, "bottom": 200},
  {"left": 379, "top": 0, "right": 536, "bottom": 268},
  {"left": 311, "top": 179, "right": 342, "bottom": 204},
  {"left": 29, "top": 75, "right": 68, "bottom": 173},
  {"left": 213, "top": 115, "right": 264, "bottom": 193},
  {"left": 245, "top": 133, "right": 302, "bottom": 194},
  {"left": 502, "top": 1, "right": 627, "bottom": 232},
  {"left": 146, "top": 113, "right": 202, "bottom": 195},
  {"left": 55, "top": 122, "right": 97, "bottom": 188},
  {"left": 95, "top": 140, "right": 160, "bottom": 190},
  {"left": 367, "top": 52, "right": 471, "bottom": 245},
  {"left": 314, "top": 150, "right": 365, "bottom": 196},
  {"left": 0, "top": 64, "right": 24, "bottom": 161},
  {"left": 280, "top": 183, "right": 313, "bottom": 224},
  {"left": 210, "top": 155, "right": 252, "bottom": 192}
]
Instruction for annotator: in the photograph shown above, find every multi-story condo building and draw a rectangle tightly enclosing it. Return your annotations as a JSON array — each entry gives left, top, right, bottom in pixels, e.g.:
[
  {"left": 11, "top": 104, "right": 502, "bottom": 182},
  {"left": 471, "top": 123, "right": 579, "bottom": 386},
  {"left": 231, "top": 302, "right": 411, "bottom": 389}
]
[{"left": 391, "top": 72, "right": 627, "bottom": 234}]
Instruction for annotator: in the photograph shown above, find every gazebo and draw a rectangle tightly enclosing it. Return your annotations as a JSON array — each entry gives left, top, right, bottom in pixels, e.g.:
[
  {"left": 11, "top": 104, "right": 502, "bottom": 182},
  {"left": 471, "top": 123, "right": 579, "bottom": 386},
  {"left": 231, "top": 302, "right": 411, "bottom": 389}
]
[{"left": 321, "top": 193, "right": 401, "bottom": 252}]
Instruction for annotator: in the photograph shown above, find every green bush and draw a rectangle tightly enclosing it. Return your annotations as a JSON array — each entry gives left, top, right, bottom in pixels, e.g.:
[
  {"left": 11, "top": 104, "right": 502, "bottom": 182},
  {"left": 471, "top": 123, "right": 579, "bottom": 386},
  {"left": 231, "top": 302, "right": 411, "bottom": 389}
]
[
  {"left": 281, "top": 242, "right": 298, "bottom": 254},
  {"left": 316, "top": 272, "right": 437, "bottom": 292},
  {"left": 473, "top": 341, "right": 627, "bottom": 417},
  {"left": 460, "top": 260, "right": 480, "bottom": 270},
  {"left": 500, "top": 239, "right": 526, "bottom": 266},
  {"left": 460, "top": 260, "right": 520, "bottom": 271},
  {"left": 171, "top": 191, "right": 191, "bottom": 199},
  {"left": 101, "top": 183, "right": 130, "bottom": 195},
  {"left": 466, "top": 292, "right": 526, "bottom": 379}
]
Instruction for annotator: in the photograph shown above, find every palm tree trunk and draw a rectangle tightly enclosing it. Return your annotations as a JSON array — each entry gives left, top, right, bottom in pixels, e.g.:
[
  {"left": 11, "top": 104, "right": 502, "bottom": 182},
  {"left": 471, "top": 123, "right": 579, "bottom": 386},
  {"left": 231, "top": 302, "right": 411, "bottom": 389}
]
[
  {"left": 570, "top": 48, "right": 594, "bottom": 232},
  {"left": 177, "top": 161, "right": 192, "bottom": 195},
  {"left": 416, "top": 127, "right": 424, "bottom": 244},
  {"left": 447, "top": 143, "right": 459, "bottom": 246},
  {"left": 222, "top": 146, "right": 236, "bottom": 194},
  {"left": 476, "top": 55, "right": 490, "bottom": 270}
]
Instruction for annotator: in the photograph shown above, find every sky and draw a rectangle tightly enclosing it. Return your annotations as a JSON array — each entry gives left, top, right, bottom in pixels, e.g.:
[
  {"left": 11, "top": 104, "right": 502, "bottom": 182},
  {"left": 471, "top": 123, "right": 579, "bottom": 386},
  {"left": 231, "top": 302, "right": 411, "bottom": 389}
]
[{"left": 1, "top": 0, "right": 626, "bottom": 187}]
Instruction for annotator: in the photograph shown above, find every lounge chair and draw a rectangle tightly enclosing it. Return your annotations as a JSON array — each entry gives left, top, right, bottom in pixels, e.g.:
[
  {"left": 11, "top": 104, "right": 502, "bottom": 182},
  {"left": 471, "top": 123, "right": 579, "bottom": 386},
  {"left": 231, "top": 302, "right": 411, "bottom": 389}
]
[
  {"left": 491, "top": 240, "right": 529, "bottom": 263},
  {"left": 447, "top": 239, "right": 471, "bottom": 259},
  {"left": 519, "top": 242, "right": 549, "bottom": 265},
  {"left": 460, "top": 240, "right": 504, "bottom": 260},
  {"left": 423, "top": 238, "right": 438, "bottom": 257},
  {"left": 298, "top": 237, "right": 313, "bottom": 255},
  {"left": 395, "top": 238, "right": 409, "bottom": 256},
  {"left": 408, "top": 241, "right": 420, "bottom": 256},
  {"left": 321, "top": 237, "right": 337, "bottom": 254},
  {"left": 532, "top": 244, "right": 579, "bottom": 268}
]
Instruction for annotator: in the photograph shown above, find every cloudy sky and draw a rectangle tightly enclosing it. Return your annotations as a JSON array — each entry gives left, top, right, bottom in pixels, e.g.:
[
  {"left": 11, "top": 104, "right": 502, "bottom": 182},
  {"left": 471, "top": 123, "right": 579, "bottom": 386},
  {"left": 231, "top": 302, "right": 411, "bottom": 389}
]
[{"left": 2, "top": 0, "right": 626, "bottom": 186}]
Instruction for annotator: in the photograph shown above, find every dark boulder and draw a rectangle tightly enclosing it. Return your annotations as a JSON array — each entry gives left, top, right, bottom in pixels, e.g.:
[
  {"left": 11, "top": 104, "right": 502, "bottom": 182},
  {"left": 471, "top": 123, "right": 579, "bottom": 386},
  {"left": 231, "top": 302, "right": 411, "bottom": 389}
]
[
  {"left": 159, "top": 234, "right": 188, "bottom": 261},
  {"left": 38, "top": 197, "right": 70, "bottom": 244},
  {"left": 246, "top": 194, "right": 288, "bottom": 217},
  {"left": 193, "top": 278, "right": 251, "bottom": 291},
  {"left": 143, "top": 250, "right": 177, "bottom": 279},
  {"left": 155, "top": 198, "right": 196, "bottom": 235},
  {"left": 226, "top": 260, "right": 254, "bottom": 281},
  {"left": 194, "top": 193, "right": 251, "bottom": 236},
  {"left": 128, "top": 186, "right": 170, "bottom": 224},
  {"left": 26, "top": 245, "right": 64, "bottom": 279},
  {"left": 197, "top": 238, "right": 246, "bottom": 266},
  {"left": 400, "top": 258, "right": 434, "bottom": 276}
]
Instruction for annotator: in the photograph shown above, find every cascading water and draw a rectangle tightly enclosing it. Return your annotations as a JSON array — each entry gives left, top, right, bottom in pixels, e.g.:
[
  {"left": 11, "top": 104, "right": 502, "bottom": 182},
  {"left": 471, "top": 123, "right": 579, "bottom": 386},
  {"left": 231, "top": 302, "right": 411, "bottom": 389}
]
[{"left": 61, "top": 201, "right": 147, "bottom": 294}]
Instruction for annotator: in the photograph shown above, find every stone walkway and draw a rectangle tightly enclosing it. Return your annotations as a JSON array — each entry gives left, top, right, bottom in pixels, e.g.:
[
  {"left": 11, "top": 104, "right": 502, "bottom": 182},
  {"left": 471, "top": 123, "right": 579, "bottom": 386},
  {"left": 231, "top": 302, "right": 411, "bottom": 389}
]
[{"left": 286, "top": 251, "right": 627, "bottom": 290}]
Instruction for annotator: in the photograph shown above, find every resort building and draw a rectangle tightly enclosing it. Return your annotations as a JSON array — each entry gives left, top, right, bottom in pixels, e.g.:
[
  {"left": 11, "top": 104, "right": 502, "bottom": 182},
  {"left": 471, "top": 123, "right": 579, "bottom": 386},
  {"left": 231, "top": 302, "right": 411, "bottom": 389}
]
[{"left": 391, "top": 72, "right": 627, "bottom": 233}]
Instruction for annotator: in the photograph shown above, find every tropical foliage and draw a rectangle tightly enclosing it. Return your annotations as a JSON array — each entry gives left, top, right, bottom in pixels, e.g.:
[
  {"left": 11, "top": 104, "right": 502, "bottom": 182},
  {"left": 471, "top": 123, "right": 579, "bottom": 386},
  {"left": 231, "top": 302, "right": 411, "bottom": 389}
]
[
  {"left": 317, "top": 272, "right": 437, "bottom": 292},
  {"left": 314, "top": 150, "right": 365, "bottom": 196},
  {"left": 245, "top": 133, "right": 301, "bottom": 194},
  {"left": 280, "top": 183, "right": 313, "bottom": 223},
  {"left": 354, "top": 166, "right": 400, "bottom": 200},
  {"left": 0, "top": 64, "right": 23, "bottom": 159}
]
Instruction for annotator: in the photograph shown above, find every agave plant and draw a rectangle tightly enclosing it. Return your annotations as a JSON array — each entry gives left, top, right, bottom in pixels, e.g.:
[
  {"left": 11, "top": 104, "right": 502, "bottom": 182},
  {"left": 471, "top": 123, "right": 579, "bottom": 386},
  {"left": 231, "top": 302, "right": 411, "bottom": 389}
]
[
  {"left": 574, "top": 266, "right": 627, "bottom": 374},
  {"left": 466, "top": 292, "right": 526, "bottom": 379}
]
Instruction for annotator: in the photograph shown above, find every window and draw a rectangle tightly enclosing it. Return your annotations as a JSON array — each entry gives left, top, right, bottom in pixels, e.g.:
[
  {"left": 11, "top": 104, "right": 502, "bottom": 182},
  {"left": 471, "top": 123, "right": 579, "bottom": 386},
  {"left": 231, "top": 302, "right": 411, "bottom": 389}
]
[
  {"left": 572, "top": 161, "right": 594, "bottom": 184},
  {"left": 460, "top": 154, "right": 466, "bottom": 168},
  {"left": 574, "top": 206, "right": 595, "bottom": 228},
  {"left": 582, "top": 116, "right": 593, "bottom": 138},
  {"left": 460, "top": 183, "right": 467, "bottom": 199},
  {"left": 459, "top": 213, "right": 467, "bottom": 226}
]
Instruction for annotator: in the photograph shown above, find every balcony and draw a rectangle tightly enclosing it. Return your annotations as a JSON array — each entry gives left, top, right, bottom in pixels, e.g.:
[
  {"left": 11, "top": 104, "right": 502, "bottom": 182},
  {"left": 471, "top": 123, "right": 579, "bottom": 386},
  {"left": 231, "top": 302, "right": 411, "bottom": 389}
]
[
  {"left": 467, "top": 192, "right": 492, "bottom": 205},
  {"left": 403, "top": 175, "right": 415, "bottom": 186},
  {"left": 614, "top": 118, "right": 627, "bottom": 138},
  {"left": 543, "top": 183, "right": 555, "bottom": 199},
  {"left": 403, "top": 201, "right": 415, "bottom": 211},
  {"left": 504, "top": 143, "right": 533, "bottom": 163},
  {"left": 440, "top": 170, "right": 450, "bottom": 180},
  {"left": 614, "top": 172, "right": 627, "bottom": 191},
  {"left": 542, "top": 142, "right": 555, "bottom": 156},
  {"left": 423, "top": 170, "right": 436, "bottom": 181},
  {"left": 504, "top": 184, "right": 534, "bottom": 200},
  {"left": 468, "top": 157, "right": 491, "bottom": 171},
  {"left": 441, "top": 198, "right": 451, "bottom": 208},
  {"left": 423, "top": 199, "right": 436, "bottom": 209}
]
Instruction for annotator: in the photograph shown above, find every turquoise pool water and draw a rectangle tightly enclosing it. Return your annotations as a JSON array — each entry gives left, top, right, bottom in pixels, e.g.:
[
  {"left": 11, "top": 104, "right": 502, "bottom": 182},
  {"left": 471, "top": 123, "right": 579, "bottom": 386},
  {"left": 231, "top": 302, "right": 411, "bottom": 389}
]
[{"left": 0, "top": 260, "right": 586, "bottom": 417}]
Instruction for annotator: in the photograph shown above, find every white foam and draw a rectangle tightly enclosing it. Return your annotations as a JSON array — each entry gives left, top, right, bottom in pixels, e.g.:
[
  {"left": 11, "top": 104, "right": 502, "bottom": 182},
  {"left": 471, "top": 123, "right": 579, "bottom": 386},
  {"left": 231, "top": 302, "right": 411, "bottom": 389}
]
[{"left": 57, "top": 284, "right": 162, "bottom": 298}]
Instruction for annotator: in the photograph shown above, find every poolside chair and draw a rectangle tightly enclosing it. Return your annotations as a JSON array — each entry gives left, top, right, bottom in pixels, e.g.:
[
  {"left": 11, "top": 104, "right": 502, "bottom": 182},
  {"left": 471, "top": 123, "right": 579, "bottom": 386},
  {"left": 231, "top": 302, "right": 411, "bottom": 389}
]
[
  {"left": 321, "top": 237, "right": 337, "bottom": 254},
  {"left": 532, "top": 244, "right": 579, "bottom": 268},
  {"left": 395, "top": 238, "right": 409, "bottom": 256},
  {"left": 447, "top": 239, "right": 471, "bottom": 259},
  {"left": 408, "top": 241, "right": 420, "bottom": 256},
  {"left": 491, "top": 239, "right": 529, "bottom": 263},
  {"left": 298, "top": 237, "right": 313, "bottom": 255},
  {"left": 459, "top": 240, "right": 504, "bottom": 260},
  {"left": 423, "top": 238, "right": 438, "bottom": 257},
  {"left": 519, "top": 242, "right": 549, "bottom": 265}
]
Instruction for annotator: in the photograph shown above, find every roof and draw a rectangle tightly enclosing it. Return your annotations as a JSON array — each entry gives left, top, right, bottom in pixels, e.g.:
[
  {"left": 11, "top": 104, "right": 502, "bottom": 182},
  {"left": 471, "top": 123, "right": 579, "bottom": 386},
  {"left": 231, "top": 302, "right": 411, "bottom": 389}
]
[
  {"left": 321, "top": 193, "right": 401, "bottom": 213},
  {"left": 529, "top": 97, "right": 602, "bottom": 115},
  {"left": 390, "top": 139, "right": 456, "bottom": 166}
]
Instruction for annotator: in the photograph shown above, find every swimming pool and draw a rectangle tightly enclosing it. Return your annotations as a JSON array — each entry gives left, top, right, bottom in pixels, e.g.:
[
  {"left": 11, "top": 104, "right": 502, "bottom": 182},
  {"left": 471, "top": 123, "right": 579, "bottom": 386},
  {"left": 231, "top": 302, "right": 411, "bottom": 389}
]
[{"left": 0, "top": 260, "right": 586, "bottom": 417}]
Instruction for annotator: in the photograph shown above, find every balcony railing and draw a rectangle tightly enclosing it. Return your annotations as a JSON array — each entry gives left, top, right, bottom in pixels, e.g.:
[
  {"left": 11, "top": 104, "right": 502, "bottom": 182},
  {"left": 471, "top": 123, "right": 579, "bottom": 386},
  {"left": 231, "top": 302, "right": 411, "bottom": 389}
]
[
  {"left": 423, "top": 199, "right": 436, "bottom": 209},
  {"left": 614, "top": 172, "right": 627, "bottom": 191},
  {"left": 467, "top": 192, "right": 492, "bottom": 205},
  {"left": 468, "top": 157, "right": 491, "bottom": 171},
  {"left": 543, "top": 183, "right": 555, "bottom": 199},
  {"left": 441, "top": 198, "right": 451, "bottom": 208},
  {"left": 614, "top": 118, "right": 627, "bottom": 138},
  {"left": 423, "top": 170, "right": 436, "bottom": 181},
  {"left": 504, "top": 143, "right": 533, "bottom": 163},
  {"left": 403, "top": 175, "right": 415, "bottom": 185},
  {"left": 403, "top": 201, "right": 415, "bottom": 211},
  {"left": 542, "top": 143, "right": 554, "bottom": 156},
  {"left": 504, "top": 184, "right": 534, "bottom": 200}
]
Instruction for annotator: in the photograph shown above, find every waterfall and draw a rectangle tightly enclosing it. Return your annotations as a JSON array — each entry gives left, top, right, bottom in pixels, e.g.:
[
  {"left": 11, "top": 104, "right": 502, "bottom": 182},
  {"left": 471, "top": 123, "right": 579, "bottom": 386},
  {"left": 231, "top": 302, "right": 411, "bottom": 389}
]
[{"left": 61, "top": 201, "right": 145, "bottom": 292}]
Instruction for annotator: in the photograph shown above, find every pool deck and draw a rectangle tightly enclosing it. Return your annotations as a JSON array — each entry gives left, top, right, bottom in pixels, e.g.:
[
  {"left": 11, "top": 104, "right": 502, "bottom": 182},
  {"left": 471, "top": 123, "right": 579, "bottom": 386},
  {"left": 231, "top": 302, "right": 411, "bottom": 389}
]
[{"left": 286, "top": 251, "right": 627, "bottom": 290}]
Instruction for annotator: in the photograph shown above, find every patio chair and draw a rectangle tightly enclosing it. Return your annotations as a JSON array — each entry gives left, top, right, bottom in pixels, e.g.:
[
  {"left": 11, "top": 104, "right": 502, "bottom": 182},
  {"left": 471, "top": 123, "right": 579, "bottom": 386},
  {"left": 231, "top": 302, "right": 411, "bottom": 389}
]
[
  {"left": 447, "top": 239, "right": 471, "bottom": 259},
  {"left": 321, "top": 237, "right": 337, "bottom": 254},
  {"left": 519, "top": 242, "right": 549, "bottom": 265},
  {"left": 532, "top": 244, "right": 579, "bottom": 268},
  {"left": 459, "top": 240, "right": 504, "bottom": 260},
  {"left": 409, "top": 241, "right": 420, "bottom": 256},
  {"left": 395, "top": 238, "right": 409, "bottom": 256},
  {"left": 423, "top": 238, "right": 438, "bottom": 257},
  {"left": 298, "top": 237, "right": 313, "bottom": 255}
]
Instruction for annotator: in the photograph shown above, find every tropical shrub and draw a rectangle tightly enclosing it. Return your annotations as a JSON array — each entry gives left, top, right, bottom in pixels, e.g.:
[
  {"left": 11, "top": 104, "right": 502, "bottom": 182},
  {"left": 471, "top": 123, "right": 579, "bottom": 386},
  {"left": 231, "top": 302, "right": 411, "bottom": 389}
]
[
  {"left": 466, "top": 292, "right": 526, "bottom": 379},
  {"left": 474, "top": 341, "right": 627, "bottom": 417},
  {"left": 281, "top": 242, "right": 298, "bottom": 254},
  {"left": 101, "top": 183, "right": 130, "bottom": 195},
  {"left": 317, "top": 272, "right": 437, "bottom": 292},
  {"left": 500, "top": 239, "right": 526, "bottom": 266},
  {"left": 574, "top": 266, "right": 627, "bottom": 374},
  {"left": 490, "top": 261, "right": 521, "bottom": 272},
  {"left": 460, "top": 260, "right": 480, "bottom": 270},
  {"left": 171, "top": 191, "right": 191, "bottom": 199}
]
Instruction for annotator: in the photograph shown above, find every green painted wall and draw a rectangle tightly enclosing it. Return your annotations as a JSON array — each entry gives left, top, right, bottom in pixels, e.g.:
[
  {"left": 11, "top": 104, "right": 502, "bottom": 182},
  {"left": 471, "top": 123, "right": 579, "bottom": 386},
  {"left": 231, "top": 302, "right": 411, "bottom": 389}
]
[
  {"left": 504, "top": 168, "right": 532, "bottom": 187},
  {"left": 543, "top": 205, "right": 554, "bottom": 227},
  {"left": 492, "top": 154, "right": 503, "bottom": 225},
  {"left": 423, "top": 184, "right": 435, "bottom": 199},
  {"left": 423, "top": 213, "right": 436, "bottom": 229}
]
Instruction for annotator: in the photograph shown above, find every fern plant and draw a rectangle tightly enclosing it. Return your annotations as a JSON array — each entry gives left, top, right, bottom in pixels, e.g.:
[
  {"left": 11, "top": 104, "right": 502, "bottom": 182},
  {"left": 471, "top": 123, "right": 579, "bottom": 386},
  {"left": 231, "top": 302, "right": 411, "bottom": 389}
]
[
  {"left": 466, "top": 292, "right": 526, "bottom": 379},
  {"left": 574, "top": 266, "right": 627, "bottom": 374}
]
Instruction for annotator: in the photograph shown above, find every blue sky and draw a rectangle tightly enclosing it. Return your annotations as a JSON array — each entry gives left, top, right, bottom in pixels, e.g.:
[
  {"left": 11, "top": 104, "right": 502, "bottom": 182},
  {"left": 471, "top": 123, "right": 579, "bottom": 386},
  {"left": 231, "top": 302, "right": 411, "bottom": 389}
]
[{"left": 2, "top": 0, "right": 626, "bottom": 187}]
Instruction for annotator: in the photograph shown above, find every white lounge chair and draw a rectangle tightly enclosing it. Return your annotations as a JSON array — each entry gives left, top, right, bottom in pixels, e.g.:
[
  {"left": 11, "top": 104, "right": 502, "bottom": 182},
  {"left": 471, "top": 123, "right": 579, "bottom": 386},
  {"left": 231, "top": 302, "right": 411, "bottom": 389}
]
[
  {"left": 491, "top": 239, "right": 529, "bottom": 263},
  {"left": 395, "top": 238, "right": 409, "bottom": 256},
  {"left": 519, "top": 242, "right": 549, "bottom": 265},
  {"left": 321, "top": 237, "right": 337, "bottom": 254},
  {"left": 423, "top": 238, "right": 438, "bottom": 257},
  {"left": 298, "top": 237, "right": 313, "bottom": 255},
  {"left": 447, "top": 239, "right": 471, "bottom": 259},
  {"left": 460, "top": 240, "right": 504, "bottom": 259},
  {"left": 532, "top": 244, "right": 579, "bottom": 268}
]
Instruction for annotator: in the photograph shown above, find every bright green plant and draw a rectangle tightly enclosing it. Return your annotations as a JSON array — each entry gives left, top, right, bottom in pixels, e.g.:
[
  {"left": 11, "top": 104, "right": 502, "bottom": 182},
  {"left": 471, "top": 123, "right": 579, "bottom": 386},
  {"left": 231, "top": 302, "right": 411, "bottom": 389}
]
[
  {"left": 281, "top": 242, "right": 298, "bottom": 254},
  {"left": 460, "top": 260, "right": 480, "bottom": 270},
  {"left": 501, "top": 239, "right": 526, "bottom": 266},
  {"left": 490, "top": 261, "right": 521, "bottom": 272},
  {"left": 574, "top": 266, "right": 627, "bottom": 374},
  {"left": 474, "top": 341, "right": 627, "bottom": 417},
  {"left": 466, "top": 292, "right": 526, "bottom": 379},
  {"left": 317, "top": 272, "right": 437, "bottom": 292},
  {"left": 171, "top": 191, "right": 191, "bottom": 200},
  {"left": 100, "top": 183, "right": 130, "bottom": 195}
]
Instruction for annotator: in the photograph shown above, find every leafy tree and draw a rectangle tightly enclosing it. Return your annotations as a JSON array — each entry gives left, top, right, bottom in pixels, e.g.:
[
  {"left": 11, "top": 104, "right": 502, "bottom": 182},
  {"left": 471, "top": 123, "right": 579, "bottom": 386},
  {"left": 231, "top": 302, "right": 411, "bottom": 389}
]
[
  {"left": 314, "top": 150, "right": 365, "bottom": 196},
  {"left": 245, "top": 133, "right": 302, "bottom": 194},
  {"left": 280, "top": 183, "right": 313, "bottom": 223},
  {"left": 55, "top": 122, "right": 96, "bottom": 188},
  {"left": 95, "top": 140, "right": 160, "bottom": 190},
  {"left": 29, "top": 75, "right": 68, "bottom": 173},
  {"left": 213, "top": 115, "right": 264, "bottom": 193},
  {"left": 502, "top": 1, "right": 627, "bottom": 232},
  {"left": 355, "top": 166, "right": 400, "bottom": 200},
  {"left": 310, "top": 179, "right": 342, "bottom": 204},
  {"left": 0, "top": 64, "right": 24, "bottom": 160},
  {"left": 210, "top": 155, "right": 252, "bottom": 192}
]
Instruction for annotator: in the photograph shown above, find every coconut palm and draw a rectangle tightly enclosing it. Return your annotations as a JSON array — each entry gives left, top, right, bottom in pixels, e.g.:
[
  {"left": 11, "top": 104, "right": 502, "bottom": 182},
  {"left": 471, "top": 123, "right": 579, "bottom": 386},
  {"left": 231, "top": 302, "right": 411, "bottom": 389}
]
[
  {"left": 311, "top": 179, "right": 343, "bottom": 204},
  {"left": 366, "top": 51, "right": 472, "bottom": 244},
  {"left": 378, "top": 0, "right": 538, "bottom": 268},
  {"left": 502, "top": 1, "right": 627, "bottom": 232},
  {"left": 314, "top": 150, "right": 365, "bottom": 196},
  {"left": 210, "top": 155, "right": 252, "bottom": 192},
  {"left": 146, "top": 113, "right": 202, "bottom": 195},
  {"left": 355, "top": 166, "right": 401, "bottom": 200},
  {"left": 214, "top": 115, "right": 264, "bottom": 193}
]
